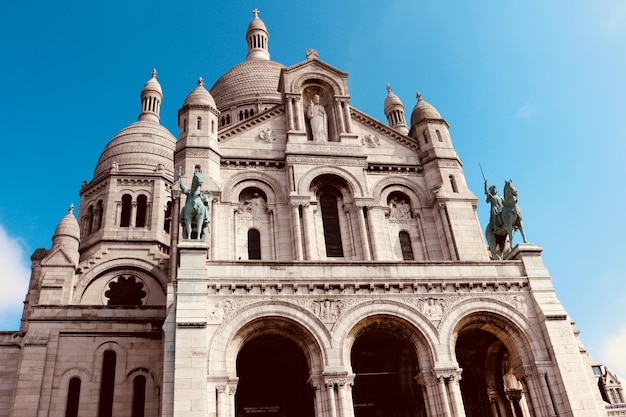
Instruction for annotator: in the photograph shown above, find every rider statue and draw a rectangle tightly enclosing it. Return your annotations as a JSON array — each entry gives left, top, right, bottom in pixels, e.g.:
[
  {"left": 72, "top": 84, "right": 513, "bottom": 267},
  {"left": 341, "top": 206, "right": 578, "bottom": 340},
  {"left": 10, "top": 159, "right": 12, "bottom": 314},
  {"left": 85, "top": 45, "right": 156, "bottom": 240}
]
[
  {"left": 179, "top": 165, "right": 210, "bottom": 240},
  {"left": 484, "top": 180, "right": 503, "bottom": 230}
]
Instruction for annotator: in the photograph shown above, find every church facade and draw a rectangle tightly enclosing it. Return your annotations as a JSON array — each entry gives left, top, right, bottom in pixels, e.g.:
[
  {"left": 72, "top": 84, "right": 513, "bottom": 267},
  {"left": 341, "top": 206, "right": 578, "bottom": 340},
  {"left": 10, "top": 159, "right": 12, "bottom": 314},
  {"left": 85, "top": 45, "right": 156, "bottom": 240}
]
[{"left": 0, "top": 12, "right": 610, "bottom": 417}]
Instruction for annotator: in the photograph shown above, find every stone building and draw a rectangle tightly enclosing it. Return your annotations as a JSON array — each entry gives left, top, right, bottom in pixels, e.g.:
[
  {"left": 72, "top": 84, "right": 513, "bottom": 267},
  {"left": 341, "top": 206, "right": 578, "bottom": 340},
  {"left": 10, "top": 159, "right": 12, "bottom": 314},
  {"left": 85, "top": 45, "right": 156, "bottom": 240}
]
[{"left": 0, "top": 11, "right": 609, "bottom": 417}]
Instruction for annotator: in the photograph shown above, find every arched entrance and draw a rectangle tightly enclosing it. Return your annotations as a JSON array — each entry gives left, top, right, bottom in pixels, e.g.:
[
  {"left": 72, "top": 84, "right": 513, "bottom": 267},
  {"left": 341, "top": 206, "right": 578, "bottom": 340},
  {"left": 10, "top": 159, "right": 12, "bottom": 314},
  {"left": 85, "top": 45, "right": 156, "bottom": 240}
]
[
  {"left": 236, "top": 334, "right": 315, "bottom": 417},
  {"left": 351, "top": 328, "right": 427, "bottom": 417},
  {"left": 456, "top": 328, "right": 528, "bottom": 417}
]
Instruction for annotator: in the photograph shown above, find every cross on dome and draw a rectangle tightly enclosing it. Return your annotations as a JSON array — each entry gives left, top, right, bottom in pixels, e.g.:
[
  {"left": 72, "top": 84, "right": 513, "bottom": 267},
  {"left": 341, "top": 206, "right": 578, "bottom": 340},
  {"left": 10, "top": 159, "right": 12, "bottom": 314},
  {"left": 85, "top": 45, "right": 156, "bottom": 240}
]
[
  {"left": 252, "top": 8, "right": 260, "bottom": 17},
  {"left": 151, "top": 68, "right": 157, "bottom": 78},
  {"left": 387, "top": 84, "right": 392, "bottom": 93}
]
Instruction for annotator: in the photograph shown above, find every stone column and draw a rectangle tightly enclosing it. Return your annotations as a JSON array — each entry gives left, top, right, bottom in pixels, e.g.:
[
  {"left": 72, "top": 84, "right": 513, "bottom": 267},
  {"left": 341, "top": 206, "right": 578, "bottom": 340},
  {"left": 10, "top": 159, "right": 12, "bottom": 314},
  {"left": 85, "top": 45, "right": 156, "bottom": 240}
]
[
  {"left": 130, "top": 201, "right": 137, "bottom": 227},
  {"left": 448, "top": 373, "right": 467, "bottom": 417},
  {"left": 295, "top": 97, "right": 304, "bottom": 131},
  {"left": 228, "top": 383, "right": 238, "bottom": 417},
  {"left": 211, "top": 198, "right": 219, "bottom": 259},
  {"left": 291, "top": 203, "right": 304, "bottom": 260},
  {"left": 437, "top": 376, "right": 453, "bottom": 417},
  {"left": 356, "top": 206, "right": 371, "bottom": 260},
  {"left": 326, "top": 382, "right": 338, "bottom": 417},
  {"left": 287, "top": 97, "right": 295, "bottom": 131},
  {"left": 335, "top": 99, "right": 346, "bottom": 134},
  {"left": 217, "top": 385, "right": 228, "bottom": 417},
  {"left": 301, "top": 203, "right": 313, "bottom": 260},
  {"left": 336, "top": 377, "right": 356, "bottom": 417}
]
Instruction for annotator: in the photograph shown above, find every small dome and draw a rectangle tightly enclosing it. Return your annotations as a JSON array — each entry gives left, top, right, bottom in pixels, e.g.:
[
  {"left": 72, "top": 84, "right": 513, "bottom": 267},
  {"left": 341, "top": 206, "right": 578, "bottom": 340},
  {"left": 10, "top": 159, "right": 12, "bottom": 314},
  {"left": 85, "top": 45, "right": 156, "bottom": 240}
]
[
  {"left": 143, "top": 69, "right": 162, "bottom": 95},
  {"left": 247, "top": 15, "right": 267, "bottom": 33},
  {"left": 93, "top": 121, "right": 176, "bottom": 180},
  {"left": 53, "top": 205, "right": 80, "bottom": 243},
  {"left": 210, "top": 60, "right": 285, "bottom": 110},
  {"left": 183, "top": 78, "right": 216, "bottom": 108},
  {"left": 384, "top": 84, "right": 404, "bottom": 114},
  {"left": 410, "top": 92, "right": 442, "bottom": 126}
]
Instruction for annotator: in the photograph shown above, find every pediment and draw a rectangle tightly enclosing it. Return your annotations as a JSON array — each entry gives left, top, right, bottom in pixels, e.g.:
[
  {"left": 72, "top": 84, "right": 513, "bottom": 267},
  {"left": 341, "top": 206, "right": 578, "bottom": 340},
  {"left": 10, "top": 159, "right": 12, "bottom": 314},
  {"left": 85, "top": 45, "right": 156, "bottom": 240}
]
[
  {"left": 279, "top": 57, "right": 350, "bottom": 97},
  {"left": 41, "top": 245, "right": 76, "bottom": 267}
]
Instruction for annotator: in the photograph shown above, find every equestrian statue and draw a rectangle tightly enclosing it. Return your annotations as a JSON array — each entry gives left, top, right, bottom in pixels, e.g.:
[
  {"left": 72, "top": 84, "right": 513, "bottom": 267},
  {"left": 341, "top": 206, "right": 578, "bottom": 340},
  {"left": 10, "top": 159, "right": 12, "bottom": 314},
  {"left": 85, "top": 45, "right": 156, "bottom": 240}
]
[
  {"left": 484, "top": 179, "right": 527, "bottom": 260},
  {"left": 179, "top": 165, "right": 210, "bottom": 240}
]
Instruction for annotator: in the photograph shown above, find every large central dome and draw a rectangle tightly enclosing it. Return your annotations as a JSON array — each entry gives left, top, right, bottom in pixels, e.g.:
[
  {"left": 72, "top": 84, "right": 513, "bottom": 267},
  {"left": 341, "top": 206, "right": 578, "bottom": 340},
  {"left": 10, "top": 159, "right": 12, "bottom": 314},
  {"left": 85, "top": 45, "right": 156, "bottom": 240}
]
[
  {"left": 210, "top": 60, "right": 284, "bottom": 110},
  {"left": 209, "top": 11, "right": 284, "bottom": 112}
]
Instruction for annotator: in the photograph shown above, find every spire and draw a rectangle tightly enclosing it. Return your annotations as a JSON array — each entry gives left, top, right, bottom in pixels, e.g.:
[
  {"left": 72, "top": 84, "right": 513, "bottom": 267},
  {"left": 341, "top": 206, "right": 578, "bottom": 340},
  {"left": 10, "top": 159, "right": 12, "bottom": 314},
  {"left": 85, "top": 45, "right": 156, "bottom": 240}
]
[
  {"left": 139, "top": 69, "right": 163, "bottom": 123},
  {"left": 246, "top": 8, "right": 270, "bottom": 61},
  {"left": 383, "top": 84, "right": 408, "bottom": 135}
]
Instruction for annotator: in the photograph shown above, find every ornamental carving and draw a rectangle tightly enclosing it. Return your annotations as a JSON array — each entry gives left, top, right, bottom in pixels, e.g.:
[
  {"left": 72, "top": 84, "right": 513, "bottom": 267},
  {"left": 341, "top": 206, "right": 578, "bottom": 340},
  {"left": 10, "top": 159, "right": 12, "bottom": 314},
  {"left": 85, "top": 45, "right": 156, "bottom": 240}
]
[
  {"left": 217, "top": 294, "right": 526, "bottom": 325},
  {"left": 361, "top": 133, "right": 380, "bottom": 147},
  {"left": 257, "top": 128, "right": 276, "bottom": 143}
]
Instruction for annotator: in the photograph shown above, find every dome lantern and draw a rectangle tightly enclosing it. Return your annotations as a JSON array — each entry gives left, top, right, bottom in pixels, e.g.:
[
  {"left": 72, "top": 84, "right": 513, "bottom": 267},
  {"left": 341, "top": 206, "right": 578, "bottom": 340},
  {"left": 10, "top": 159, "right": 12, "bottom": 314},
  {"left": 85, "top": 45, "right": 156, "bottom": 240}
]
[
  {"left": 139, "top": 69, "right": 163, "bottom": 123},
  {"left": 246, "top": 9, "right": 270, "bottom": 61}
]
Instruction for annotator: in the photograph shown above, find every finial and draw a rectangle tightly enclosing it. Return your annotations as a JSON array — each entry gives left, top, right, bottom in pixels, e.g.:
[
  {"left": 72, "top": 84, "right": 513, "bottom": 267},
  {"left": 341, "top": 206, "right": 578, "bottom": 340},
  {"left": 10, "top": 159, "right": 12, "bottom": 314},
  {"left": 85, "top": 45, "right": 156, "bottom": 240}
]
[
  {"left": 197, "top": 77, "right": 204, "bottom": 87},
  {"left": 252, "top": 8, "right": 260, "bottom": 17},
  {"left": 68, "top": 204, "right": 74, "bottom": 214},
  {"left": 151, "top": 68, "right": 157, "bottom": 78},
  {"left": 306, "top": 49, "right": 319, "bottom": 60},
  {"left": 387, "top": 84, "right": 392, "bottom": 93},
  {"left": 416, "top": 91, "right": 422, "bottom": 101}
]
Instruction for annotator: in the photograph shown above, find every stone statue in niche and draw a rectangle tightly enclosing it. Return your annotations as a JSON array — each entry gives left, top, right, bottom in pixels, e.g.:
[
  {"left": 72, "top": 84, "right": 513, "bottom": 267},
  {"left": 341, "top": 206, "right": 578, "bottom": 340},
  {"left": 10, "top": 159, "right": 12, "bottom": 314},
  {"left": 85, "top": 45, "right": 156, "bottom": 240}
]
[
  {"left": 241, "top": 193, "right": 267, "bottom": 218},
  {"left": 179, "top": 165, "right": 210, "bottom": 240},
  {"left": 307, "top": 94, "right": 328, "bottom": 141},
  {"left": 390, "top": 197, "right": 411, "bottom": 220}
]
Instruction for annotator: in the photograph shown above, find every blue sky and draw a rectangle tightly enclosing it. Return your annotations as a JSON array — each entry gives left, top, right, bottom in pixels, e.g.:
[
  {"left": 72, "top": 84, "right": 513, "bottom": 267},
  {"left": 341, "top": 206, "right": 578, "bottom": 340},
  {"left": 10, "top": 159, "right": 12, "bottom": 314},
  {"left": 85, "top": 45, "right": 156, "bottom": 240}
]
[{"left": 1, "top": 1, "right": 625, "bottom": 375}]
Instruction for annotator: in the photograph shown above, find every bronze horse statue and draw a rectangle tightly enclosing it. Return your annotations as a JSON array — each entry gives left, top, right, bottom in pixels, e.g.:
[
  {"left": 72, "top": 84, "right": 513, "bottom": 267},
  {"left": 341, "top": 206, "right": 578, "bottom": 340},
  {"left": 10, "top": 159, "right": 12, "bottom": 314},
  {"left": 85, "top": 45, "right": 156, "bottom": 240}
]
[
  {"left": 179, "top": 166, "right": 210, "bottom": 240},
  {"left": 485, "top": 180, "right": 527, "bottom": 260}
]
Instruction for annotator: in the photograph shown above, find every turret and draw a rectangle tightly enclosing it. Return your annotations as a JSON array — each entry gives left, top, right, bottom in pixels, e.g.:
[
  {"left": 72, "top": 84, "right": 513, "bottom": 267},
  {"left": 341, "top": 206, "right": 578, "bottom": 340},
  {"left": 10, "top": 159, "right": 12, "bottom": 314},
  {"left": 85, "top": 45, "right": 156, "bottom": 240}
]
[
  {"left": 246, "top": 9, "right": 270, "bottom": 61},
  {"left": 139, "top": 69, "right": 163, "bottom": 123},
  {"left": 383, "top": 84, "right": 408, "bottom": 135}
]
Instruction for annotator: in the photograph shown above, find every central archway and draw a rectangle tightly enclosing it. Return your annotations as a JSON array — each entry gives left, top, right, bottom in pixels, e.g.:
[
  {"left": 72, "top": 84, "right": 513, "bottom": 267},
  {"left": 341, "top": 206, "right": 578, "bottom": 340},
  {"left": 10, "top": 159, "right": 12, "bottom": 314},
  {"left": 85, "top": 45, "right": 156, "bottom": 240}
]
[
  {"left": 236, "top": 334, "right": 315, "bottom": 417},
  {"left": 351, "top": 328, "right": 427, "bottom": 417}
]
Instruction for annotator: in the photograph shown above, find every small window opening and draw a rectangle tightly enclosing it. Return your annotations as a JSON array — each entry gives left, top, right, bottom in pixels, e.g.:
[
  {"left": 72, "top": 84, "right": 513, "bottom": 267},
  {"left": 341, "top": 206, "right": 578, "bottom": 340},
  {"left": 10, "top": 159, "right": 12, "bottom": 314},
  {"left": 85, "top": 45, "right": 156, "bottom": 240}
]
[
  {"left": 98, "top": 350, "right": 116, "bottom": 417},
  {"left": 449, "top": 175, "right": 458, "bottom": 193},
  {"left": 65, "top": 377, "right": 81, "bottom": 417},
  {"left": 120, "top": 194, "right": 132, "bottom": 227},
  {"left": 135, "top": 194, "right": 147, "bottom": 227},
  {"left": 248, "top": 229, "right": 261, "bottom": 260},
  {"left": 399, "top": 231, "right": 414, "bottom": 260}
]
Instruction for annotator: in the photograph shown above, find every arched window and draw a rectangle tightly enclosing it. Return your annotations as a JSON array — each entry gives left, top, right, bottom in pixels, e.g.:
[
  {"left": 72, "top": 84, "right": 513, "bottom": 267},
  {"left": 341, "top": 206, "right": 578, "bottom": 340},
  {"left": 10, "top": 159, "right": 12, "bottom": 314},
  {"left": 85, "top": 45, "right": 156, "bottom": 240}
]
[
  {"left": 98, "top": 350, "right": 116, "bottom": 417},
  {"left": 86, "top": 205, "right": 94, "bottom": 235},
  {"left": 436, "top": 129, "right": 443, "bottom": 142},
  {"left": 248, "top": 229, "right": 261, "bottom": 260},
  {"left": 183, "top": 118, "right": 188, "bottom": 132},
  {"left": 164, "top": 201, "right": 172, "bottom": 232},
  {"left": 65, "top": 377, "right": 81, "bottom": 417},
  {"left": 239, "top": 110, "right": 244, "bottom": 121},
  {"left": 132, "top": 375, "right": 147, "bottom": 417},
  {"left": 135, "top": 194, "right": 148, "bottom": 227},
  {"left": 244, "top": 109, "right": 249, "bottom": 119},
  {"left": 449, "top": 175, "right": 458, "bottom": 193},
  {"left": 226, "top": 114, "right": 230, "bottom": 124},
  {"left": 399, "top": 231, "right": 414, "bottom": 260},
  {"left": 422, "top": 131, "right": 428, "bottom": 144},
  {"left": 94, "top": 200, "right": 103, "bottom": 231},
  {"left": 197, "top": 117, "right": 202, "bottom": 130},
  {"left": 320, "top": 193, "right": 344, "bottom": 257},
  {"left": 120, "top": 194, "right": 132, "bottom": 227}
]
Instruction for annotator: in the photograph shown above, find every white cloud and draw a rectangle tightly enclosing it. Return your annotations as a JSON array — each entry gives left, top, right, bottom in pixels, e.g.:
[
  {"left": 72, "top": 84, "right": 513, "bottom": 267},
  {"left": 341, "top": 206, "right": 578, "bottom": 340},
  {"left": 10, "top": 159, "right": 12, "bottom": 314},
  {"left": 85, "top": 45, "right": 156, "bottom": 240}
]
[
  {"left": 516, "top": 102, "right": 535, "bottom": 119},
  {"left": 0, "top": 225, "right": 30, "bottom": 329},
  {"left": 602, "top": 326, "right": 626, "bottom": 379},
  {"left": 607, "top": 2, "right": 626, "bottom": 36}
]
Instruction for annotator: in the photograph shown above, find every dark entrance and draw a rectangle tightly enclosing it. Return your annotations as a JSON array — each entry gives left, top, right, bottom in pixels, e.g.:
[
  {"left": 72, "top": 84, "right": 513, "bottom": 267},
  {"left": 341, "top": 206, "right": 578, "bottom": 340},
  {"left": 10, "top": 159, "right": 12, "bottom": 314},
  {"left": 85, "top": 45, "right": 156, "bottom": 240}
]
[
  {"left": 456, "top": 329, "right": 519, "bottom": 417},
  {"left": 236, "top": 334, "right": 315, "bottom": 417},
  {"left": 351, "top": 329, "right": 427, "bottom": 417}
]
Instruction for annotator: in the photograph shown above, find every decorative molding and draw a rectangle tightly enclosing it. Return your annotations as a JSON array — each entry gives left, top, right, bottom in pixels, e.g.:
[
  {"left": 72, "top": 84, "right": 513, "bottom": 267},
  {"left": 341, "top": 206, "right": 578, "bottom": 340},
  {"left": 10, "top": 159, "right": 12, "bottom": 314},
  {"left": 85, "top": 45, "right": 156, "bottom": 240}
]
[
  {"left": 176, "top": 322, "right": 207, "bottom": 328},
  {"left": 286, "top": 155, "right": 367, "bottom": 166}
]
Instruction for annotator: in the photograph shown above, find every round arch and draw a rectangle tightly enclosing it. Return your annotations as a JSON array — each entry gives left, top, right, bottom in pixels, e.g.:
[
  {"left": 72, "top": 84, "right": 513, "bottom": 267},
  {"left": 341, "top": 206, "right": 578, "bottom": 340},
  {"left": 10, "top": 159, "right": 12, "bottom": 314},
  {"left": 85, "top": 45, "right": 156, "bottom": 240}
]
[
  {"left": 439, "top": 297, "right": 547, "bottom": 370},
  {"left": 221, "top": 171, "right": 285, "bottom": 203},
  {"left": 290, "top": 72, "right": 345, "bottom": 97},
  {"left": 297, "top": 166, "right": 364, "bottom": 197},
  {"left": 208, "top": 301, "right": 331, "bottom": 377},
  {"left": 333, "top": 300, "right": 438, "bottom": 371},
  {"left": 371, "top": 176, "right": 429, "bottom": 207}
]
